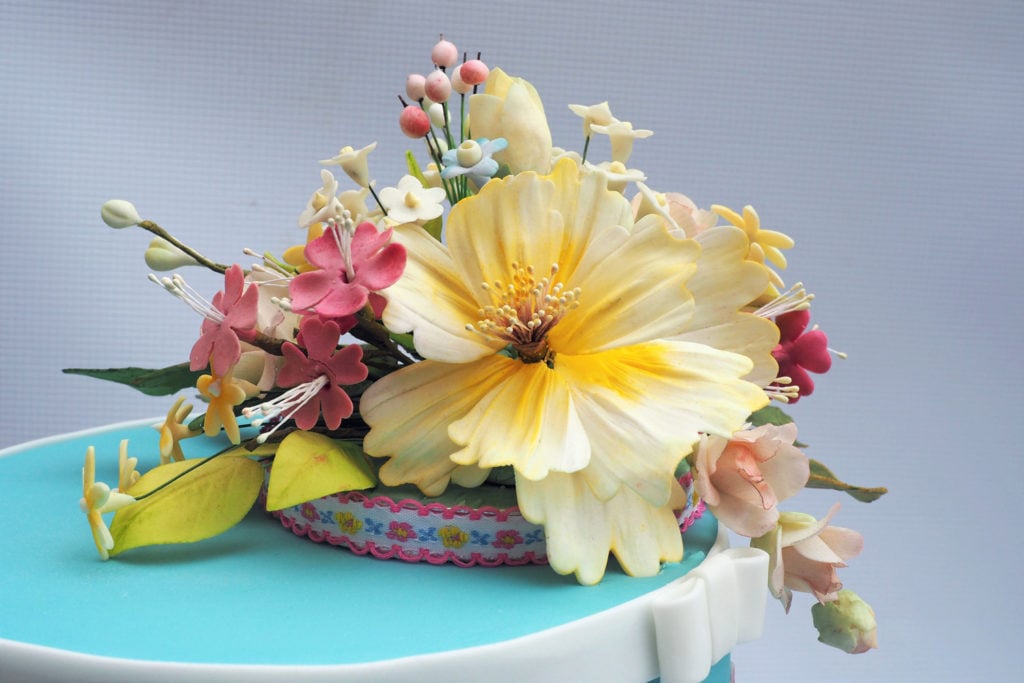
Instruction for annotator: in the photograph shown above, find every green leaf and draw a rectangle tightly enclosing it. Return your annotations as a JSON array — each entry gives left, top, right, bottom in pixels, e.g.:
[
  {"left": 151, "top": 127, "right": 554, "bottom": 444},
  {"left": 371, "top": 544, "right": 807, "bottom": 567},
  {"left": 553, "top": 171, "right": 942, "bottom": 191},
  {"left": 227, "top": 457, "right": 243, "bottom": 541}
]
[
  {"left": 388, "top": 332, "right": 417, "bottom": 357},
  {"left": 265, "top": 431, "right": 377, "bottom": 511},
  {"left": 405, "top": 150, "right": 426, "bottom": 185},
  {"left": 64, "top": 364, "right": 203, "bottom": 397},
  {"left": 748, "top": 405, "right": 794, "bottom": 427},
  {"left": 806, "top": 459, "right": 888, "bottom": 503},
  {"left": 109, "top": 456, "right": 264, "bottom": 555},
  {"left": 422, "top": 215, "right": 443, "bottom": 241}
]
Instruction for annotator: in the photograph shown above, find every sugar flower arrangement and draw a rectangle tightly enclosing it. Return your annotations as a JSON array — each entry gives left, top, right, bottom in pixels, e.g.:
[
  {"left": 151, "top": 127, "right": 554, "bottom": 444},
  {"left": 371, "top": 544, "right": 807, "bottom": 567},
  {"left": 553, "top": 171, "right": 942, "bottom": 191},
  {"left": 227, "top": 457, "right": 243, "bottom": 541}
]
[{"left": 78, "top": 37, "right": 885, "bottom": 653}]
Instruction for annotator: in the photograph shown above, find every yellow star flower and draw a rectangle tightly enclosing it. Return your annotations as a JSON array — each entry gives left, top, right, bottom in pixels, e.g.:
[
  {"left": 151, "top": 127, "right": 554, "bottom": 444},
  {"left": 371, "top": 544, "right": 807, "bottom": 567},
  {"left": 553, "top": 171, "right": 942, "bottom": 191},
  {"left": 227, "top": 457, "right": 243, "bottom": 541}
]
[
  {"left": 197, "top": 369, "right": 257, "bottom": 445},
  {"left": 80, "top": 446, "right": 136, "bottom": 560},
  {"left": 711, "top": 204, "right": 795, "bottom": 297},
  {"left": 154, "top": 396, "right": 202, "bottom": 464},
  {"left": 361, "top": 159, "right": 778, "bottom": 583}
]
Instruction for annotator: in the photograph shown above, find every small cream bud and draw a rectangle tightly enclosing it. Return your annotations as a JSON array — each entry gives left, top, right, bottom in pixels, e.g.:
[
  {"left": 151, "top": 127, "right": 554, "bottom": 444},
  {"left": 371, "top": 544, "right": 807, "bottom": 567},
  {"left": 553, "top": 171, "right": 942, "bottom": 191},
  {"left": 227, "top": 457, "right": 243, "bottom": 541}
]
[
  {"left": 144, "top": 237, "right": 198, "bottom": 271},
  {"left": 101, "top": 199, "right": 141, "bottom": 229}
]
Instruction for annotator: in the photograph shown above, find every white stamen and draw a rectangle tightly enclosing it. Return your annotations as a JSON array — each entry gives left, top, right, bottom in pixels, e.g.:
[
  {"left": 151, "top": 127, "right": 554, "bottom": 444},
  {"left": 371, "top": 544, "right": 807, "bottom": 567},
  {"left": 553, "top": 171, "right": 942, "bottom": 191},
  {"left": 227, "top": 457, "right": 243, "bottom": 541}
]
[
  {"left": 754, "top": 282, "right": 813, "bottom": 319},
  {"left": 149, "top": 273, "right": 225, "bottom": 324},
  {"left": 242, "top": 375, "right": 330, "bottom": 443},
  {"left": 327, "top": 211, "right": 357, "bottom": 282},
  {"left": 765, "top": 376, "right": 800, "bottom": 403}
]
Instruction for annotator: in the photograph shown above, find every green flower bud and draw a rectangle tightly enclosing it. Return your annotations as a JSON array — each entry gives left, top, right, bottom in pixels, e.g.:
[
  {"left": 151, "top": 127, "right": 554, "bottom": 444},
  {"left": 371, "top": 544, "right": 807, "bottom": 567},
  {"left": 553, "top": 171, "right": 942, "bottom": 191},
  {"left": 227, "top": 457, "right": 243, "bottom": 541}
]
[{"left": 811, "top": 589, "right": 878, "bottom": 654}]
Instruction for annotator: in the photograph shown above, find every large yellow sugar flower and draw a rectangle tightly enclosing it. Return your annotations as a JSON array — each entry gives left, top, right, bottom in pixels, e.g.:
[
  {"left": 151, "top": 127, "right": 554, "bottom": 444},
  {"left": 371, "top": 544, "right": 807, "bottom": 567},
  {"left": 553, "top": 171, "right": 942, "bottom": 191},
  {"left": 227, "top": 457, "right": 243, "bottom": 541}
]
[{"left": 361, "top": 159, "right": 777, "bottom": 583}]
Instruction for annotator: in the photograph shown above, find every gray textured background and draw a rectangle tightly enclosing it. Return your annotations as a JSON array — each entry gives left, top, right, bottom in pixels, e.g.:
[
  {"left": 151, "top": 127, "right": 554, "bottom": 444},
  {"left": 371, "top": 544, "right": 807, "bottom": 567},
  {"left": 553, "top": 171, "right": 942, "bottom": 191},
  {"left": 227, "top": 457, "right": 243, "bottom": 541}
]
[{"left": 1, "top": 1, "right": 1020, "bottom": 680}]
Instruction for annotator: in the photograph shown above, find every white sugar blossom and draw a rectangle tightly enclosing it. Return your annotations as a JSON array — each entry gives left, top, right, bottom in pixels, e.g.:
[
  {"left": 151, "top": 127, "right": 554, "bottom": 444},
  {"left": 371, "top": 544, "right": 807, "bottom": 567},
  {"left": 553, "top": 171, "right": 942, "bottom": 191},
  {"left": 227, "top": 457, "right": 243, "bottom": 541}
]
[
  {"left": 321, "top": 142, "right": 377, "bottom": 188},
  {"left": 297, "top": 169, "right": 344, "bottom": 227},
  {"left": 379, "top": 175, "right": 446, "bottom": 224},
  {"left": 582, "top": 160, "right": 646, "bottom": 193}
]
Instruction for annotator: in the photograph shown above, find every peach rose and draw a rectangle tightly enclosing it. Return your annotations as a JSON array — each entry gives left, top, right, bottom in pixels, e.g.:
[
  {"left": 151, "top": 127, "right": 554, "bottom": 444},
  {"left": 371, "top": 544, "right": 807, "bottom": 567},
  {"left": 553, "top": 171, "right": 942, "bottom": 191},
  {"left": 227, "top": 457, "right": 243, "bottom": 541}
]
[{"left": 693, "top": 423, "right": 809, "bottom": 537}]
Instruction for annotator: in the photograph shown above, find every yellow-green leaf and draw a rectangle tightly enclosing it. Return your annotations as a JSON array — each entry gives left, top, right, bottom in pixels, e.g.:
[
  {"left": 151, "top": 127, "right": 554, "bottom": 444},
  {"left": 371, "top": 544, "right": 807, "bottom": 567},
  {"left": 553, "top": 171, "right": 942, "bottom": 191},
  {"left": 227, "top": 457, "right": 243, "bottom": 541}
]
[
  {"left": 806, "top": 459, "right": 889, "bottom": 503},
  {"left": 109, "top": 456, "right": 263, "bottom": 555},
  {"left": 265, "top": 431, "right": 376, "bottom": 511}
]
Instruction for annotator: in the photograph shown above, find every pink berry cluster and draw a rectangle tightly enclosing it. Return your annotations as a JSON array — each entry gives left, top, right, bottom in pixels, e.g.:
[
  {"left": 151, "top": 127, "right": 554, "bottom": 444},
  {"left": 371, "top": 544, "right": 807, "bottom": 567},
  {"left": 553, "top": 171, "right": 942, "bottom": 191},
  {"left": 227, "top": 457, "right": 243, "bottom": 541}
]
[{"left": 399, "top": 36, "right": 489, "bottom": 139}]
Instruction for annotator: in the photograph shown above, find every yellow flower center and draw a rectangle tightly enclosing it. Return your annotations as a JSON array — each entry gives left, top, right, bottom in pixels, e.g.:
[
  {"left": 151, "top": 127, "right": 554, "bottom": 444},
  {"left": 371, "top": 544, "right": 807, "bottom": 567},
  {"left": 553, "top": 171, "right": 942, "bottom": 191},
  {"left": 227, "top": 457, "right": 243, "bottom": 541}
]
[{"left": 470, "top": 262, "right": 580, "bottom": 363}]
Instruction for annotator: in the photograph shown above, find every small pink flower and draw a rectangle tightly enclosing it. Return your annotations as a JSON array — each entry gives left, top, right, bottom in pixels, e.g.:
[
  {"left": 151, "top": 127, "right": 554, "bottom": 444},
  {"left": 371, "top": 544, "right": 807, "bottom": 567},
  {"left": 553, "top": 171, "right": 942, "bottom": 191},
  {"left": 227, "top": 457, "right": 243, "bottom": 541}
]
[
  {"left": 189, "top": 264, "right": 259, "bottom": 375},
  {"left": 276, "top": 317, "right": 369, "bottom": 430},
  {"left": 493, "top": 529, "right": 523, "bottom": 549},
  {"left": 300, "top": 502, "right": 318, "bottom": 522},
  {"left": 386, "top": 521, "right": 417, "bottom": 542},
  {"left": 753, "top": 503, "right": 864, "bottom": 612},
  {"left": 694, "top": 423, "right": 809, "bottom": 538},
  {"left": 289, "top": 222, "right": 406, "bottom": 319},
  {"left": 772, "top": 310, "right": 832, "bottom": 402}
]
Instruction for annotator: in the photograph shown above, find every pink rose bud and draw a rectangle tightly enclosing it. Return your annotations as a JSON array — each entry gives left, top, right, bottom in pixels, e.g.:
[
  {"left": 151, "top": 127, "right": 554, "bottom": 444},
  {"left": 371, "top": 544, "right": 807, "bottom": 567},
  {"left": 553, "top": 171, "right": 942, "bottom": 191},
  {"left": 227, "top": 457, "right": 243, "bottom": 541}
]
[
  {"left": 431, "top": 36, "right": 458, "bottom": 68},
  {"left": 405, "top": 74, "right": 426, "bottom": 101},
  {"left": 424, "top": 69, "right": 452, "bottom": 103},
  {"left": 399, "top": 105, "right": 431, "bottom": 138},
  {"left": 460, "top": 59, "right": 489, "bottom": 85}
]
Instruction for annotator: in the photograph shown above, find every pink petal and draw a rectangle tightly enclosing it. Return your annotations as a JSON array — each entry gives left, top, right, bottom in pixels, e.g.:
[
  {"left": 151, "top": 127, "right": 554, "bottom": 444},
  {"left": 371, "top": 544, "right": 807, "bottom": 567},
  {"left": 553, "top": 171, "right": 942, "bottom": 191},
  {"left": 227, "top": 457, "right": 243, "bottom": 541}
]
[
  {"left": 289, "top": 270, "right": 335, "bottom": 311},
  {"left": 222, "top": 265, "right": 245, "bottom": 306},
  {"left": 303, "top": 232, "right": 344, "bottom": 271},
  {"left": 792, "top": 329, "right": 833, "bottom": 373},
  {"left": 356, "top": 243, "right": 407, "bottom": 290},
  {"left": 299, "top": 317, "right": 342, "bottom": 362},
  {"left": 208, "top": 327, "right": 242, "bottom": 376},
  {"left": 292, "top": 397, "right": 322, "bottom": 431},
  {"left": 316, "top": 282, "right": 369, "bottom": 318},
  {"left": 319, "top": 385, "right": 354, "bottom": 429},
  {"left": 350, "top": 223, "right": 394, "bottom": 262},
  {"left": 276, "top": 342, "right": 316, "bottom": 387},
  {"left": 326, "top": 343, "right": 368, "bottom": 385},
  {"left": 775, "top": 310, "right": 809, "bottom": 342},
  {"left": 189, "top": 332, "right": 214, "bottom": 371},
  {"left": 788, "top": 364, "right": 815, "bottom": 400}
]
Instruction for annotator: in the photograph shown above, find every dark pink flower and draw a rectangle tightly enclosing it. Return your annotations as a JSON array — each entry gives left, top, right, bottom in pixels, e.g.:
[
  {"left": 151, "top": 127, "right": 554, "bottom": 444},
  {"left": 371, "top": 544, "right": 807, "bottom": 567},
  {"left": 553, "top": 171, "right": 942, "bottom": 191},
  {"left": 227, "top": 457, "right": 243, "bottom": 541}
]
[
  {"left": 189, "top": 264, "right": 259, "bottom": 375},
  {"left": 276, "top": 317, "right": 369, "bottom": 430},
  {"left": 289, "top": 222, "right": 406, "bottom": 319},
  {"left": 771, "top": 310, "right": 832, "bottom": 402}
]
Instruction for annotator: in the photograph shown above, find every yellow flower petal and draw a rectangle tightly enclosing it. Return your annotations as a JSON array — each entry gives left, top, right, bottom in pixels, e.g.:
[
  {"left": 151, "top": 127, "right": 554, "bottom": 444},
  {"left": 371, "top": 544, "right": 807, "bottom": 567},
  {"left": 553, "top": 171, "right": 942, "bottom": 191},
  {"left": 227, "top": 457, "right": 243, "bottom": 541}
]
[
  {"left": 550, "top": 215, "right": 698, "bottom": 354},
  {"left": 384, "top": 223, "right": 502, "bottom": 363},
  {"left": 515, "top": 471, "right": 684, "bottom": 584},
  {"left": 672, "top": 226, "right": 780, "bottom": 387},
  {"left": 361, "top": 356, "right": 520, "bottom": 495},
  {"left": 449, "top": 361, "right": 590, "bottom": 479}
]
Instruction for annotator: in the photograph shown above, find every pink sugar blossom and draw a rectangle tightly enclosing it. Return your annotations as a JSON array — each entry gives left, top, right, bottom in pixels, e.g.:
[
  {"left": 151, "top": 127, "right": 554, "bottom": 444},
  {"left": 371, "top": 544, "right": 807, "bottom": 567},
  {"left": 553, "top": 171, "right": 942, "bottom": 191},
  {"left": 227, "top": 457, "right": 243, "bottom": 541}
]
[
  {"left": 289, "top": 222, "right": 406, "bottom": 320},
  {"left": 189, "top": 264, "right": 259, "bottom": 375},
  {"left": 772, "top": 310, "right": 832, "bottom": 402},
  {"left": 276, "top": 317, "right": 368, "bottom": 430},
  {"left": 694, "top": 423, "right": 809, "bottom": 538}
]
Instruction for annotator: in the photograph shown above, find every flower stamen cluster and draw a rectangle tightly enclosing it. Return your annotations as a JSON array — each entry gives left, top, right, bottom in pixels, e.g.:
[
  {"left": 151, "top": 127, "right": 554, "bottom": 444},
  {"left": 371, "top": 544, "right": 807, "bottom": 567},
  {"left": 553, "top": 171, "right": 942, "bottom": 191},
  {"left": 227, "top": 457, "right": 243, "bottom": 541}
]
[{"left": 467, "top": 262, "right": 579, "bottom": 363}]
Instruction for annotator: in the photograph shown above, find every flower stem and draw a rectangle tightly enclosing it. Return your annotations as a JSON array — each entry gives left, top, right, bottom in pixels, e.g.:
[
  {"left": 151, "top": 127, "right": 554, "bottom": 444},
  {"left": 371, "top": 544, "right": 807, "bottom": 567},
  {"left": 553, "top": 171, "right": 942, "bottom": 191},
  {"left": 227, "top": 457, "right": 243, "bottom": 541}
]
[{"left": 137, "top": 220, "right": 230, "bottom": 274}]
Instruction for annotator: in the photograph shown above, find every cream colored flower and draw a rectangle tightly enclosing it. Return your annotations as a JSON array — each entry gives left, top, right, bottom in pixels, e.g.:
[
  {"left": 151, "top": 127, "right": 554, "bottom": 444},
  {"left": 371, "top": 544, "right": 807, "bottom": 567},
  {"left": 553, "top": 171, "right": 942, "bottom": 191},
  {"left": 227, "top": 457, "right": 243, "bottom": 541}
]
[
  {"left": 362, "top": 159, "right": 777, "bottom": 583},
  {"left": 568, "top": 101, "right": 617, "bottom": 137},
  {"left": 320, "top": 142, "right": 377, "bottom": 188},
  {"left": 468, "top": 68, "right": 552, "bottom": 174},
  {"left": 379, "top": 175, "right": 446, "bottom": 225},
  {"left": 582, "top": 160, "right": 645, "bottom": 193},
  {"left": 589, "top": 120, "right": 653, "bottom": 164},
  {"left": 297, "top": 169, "right": 344, "bottom": 228},
  {"left": 632, "top": 183, "right": 717, "bottom": 238}
]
